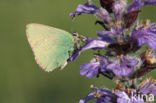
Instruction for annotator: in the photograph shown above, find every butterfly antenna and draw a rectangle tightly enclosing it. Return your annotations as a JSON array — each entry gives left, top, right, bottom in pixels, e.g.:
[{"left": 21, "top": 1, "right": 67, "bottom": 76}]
[
  {"left": 70, "top": 16, "right": 76, "bottom": 33},
  {"left": 87, "top": 0, "right": 92, "bottom": 5}
]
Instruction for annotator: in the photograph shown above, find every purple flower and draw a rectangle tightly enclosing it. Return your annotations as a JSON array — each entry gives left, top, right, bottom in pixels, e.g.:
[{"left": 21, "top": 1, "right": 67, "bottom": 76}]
[
  {"left": 79, "top": 92, "right": 96, "bottom": 103},
  {"left": 69, "top": 37, "right": 109, "bottom": 61},
  {"left": 69, "top": 3, "right": 98, "bottom": 17},
  {"left": 139, "top": 78, "right": 156, "bottom": 96},
  {"left": 98, "top": 26, "right": 124, "bottom": 36},
  {"left": 115, "top": 91, "right": 144, "bottom": 103},
  {"left": 98, "top": 34, "right": 115, "bottom": 43},
  {"left": 68, "top": 1, "right": 156, "bottom": 103},
  {"left": 115, "top": 92, "right": 131, "bottom": 103},
  {"left": 79, "top": 85, "right": 115, "bottom": 103},
  {"left": 80, "top": 56, "right": 109, "bottom": 78},
  {"left": 131, "top": 23, "right": 156, "bottom": 50},
  {"left": 80, "top": 92, "right": 111, "bottom": 103},
  {"left": 128, "top": 0, "right": 156, "bottom": 12},
  {"left": 112, "top": 1, "right": 126, "bottom": 20},
  {"left": 123, "top": 56, "right": 139, "bottom": 66},
  {"left": 107, "top": 56, "right": 138, "bottom": 77},
  {"left": 70, "top": 3, "right": 112, "bottom": 23},
  {"left": 97, "top": 26, "right": 124, "bottom": 41},
  {"left": 107, "top": 61, "right": 134, "bottom": 77},
  {"left": 95, "top": 8, "right": 112, "bottom": 23},
  {"left": 80, "top": 62, "right": 99, "bottom": 78}
]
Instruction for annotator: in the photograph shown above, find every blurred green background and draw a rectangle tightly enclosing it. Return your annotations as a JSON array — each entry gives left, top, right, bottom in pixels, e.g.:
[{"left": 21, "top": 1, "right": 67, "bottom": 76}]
[{"left": 0, "top": 0, "right": 156, "bottom": 103}]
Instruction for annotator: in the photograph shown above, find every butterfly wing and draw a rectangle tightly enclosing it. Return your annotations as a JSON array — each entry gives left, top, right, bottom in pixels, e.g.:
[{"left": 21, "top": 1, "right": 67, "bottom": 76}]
[{"left": 26, "top": 23, "right": 74, "bottom": 72}]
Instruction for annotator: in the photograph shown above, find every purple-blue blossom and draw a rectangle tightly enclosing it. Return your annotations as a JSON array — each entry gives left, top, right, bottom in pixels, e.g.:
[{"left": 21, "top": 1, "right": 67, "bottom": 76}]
[
  {"left": 115, "top": 91, "right": 144, "bottom": 103},
  {"left": 70, "top": 3, "right": 112, "bottom": 23},
  {"left": 79, "top": 84, "right": 156, "bottom": 103},
  {"left": 139, "top": 78, "right": 156, "bottom": 96},
  {"left": 69, "top": 37, "right": 109, "bottom": 61},
  {"left": 112, "top": 0, "right": 126, "bottom": 20},
  {"left": 128, "top": 0, "right": 156, "bottom": 12},
  {"left": 97, "top": 26, "right": 124, "bottom": 41},
  {"left": 69, "top": 0, "right": 156, "bottom": 103},
  {"left": 80, "top": 56, "right": 109, "bottom": 78},
  {"left": 95, "top": 8, "right": 112, "bottom": 23},
  {"left": 131, "top": 23, "right": 156, "bottom": 50},
  {"left": 79, "top": 85, "right": 115, "bottom": 103},
  {"left": 70, "top": 3, "right": 98, "bottom": 16},
  {"left": 107, "top": 56, "right": 138, "bottom": 77}
]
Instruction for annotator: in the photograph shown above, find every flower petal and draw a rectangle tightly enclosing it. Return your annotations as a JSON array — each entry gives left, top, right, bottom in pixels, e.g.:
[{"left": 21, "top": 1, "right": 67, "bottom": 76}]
[
  {"left": 95, "top": 8, "right": 111, "bottom": 23},
  {"left": 70, "top": 38, "right": 109, "bottom": 61},
  {"left": 128, "top": 0, "right": 156, "bottom": 12},
  {"left": 113, "top": 1, "right": 126, "bottom": 20},
  {"left": 131, "top": 23, "right": 156, "bottom": 50},
  {"left": 80, "top": 62, "right": 100, "bottom": 78},
  {"left": 115, "top": 92, "right": 130, "bottom": 103},
  {"left": 123, "top": 56, "right": 139, "bottom": 66},
  {"left": 97, "top": 34, "right": 115, "bottom": 43},
  {"left": 79, "top": 92, "right": 96, "bottom": 103},
  {"left": 107, "top": 58, "right": 135, "bottom": 77},
  {"left": 70, "top": 3, "right": 98, "bottom": 17}
]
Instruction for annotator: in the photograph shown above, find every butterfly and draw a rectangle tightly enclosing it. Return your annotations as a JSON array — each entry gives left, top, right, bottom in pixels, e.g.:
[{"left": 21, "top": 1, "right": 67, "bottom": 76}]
[{"left": 26, "top": 23, "right": 75, "bottom": 72}]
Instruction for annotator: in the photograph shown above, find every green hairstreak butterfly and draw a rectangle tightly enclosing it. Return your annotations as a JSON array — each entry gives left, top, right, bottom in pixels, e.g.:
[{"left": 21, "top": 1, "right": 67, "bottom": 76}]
[{"left": 26, "top": 23, "right": 75, "bottom": 72}]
